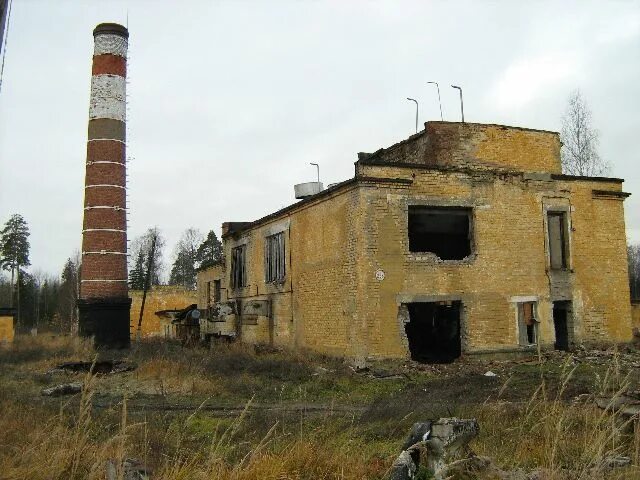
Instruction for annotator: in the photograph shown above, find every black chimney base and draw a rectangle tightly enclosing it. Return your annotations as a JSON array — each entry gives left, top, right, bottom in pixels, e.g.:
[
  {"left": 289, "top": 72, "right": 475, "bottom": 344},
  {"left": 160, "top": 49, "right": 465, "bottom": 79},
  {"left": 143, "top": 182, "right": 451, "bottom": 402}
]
[{"left": 77, "top": 298, "right": 132, "bottom": 349}]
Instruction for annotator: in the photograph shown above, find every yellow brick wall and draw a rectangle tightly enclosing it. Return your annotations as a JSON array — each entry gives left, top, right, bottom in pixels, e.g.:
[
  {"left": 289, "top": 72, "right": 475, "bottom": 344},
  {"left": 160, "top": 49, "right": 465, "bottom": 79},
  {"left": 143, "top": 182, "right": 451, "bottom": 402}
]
[
  {"left": 362, "top": 122, "right": 562, "bottom": 174},
  {"left": 196, "top": 265, "right": 225, "bottom": 309},
  {"left": 130, "top": 286, "right": 197, "bottom": 337},
  {"left": 0, "top": 315, "right": 14, "bottom": 343},
  {"left": 356, "top": 164, "right": 632, "bottom": 357},
  {"left": 222, "top": 187, "right": 361, "bottom": 355}
]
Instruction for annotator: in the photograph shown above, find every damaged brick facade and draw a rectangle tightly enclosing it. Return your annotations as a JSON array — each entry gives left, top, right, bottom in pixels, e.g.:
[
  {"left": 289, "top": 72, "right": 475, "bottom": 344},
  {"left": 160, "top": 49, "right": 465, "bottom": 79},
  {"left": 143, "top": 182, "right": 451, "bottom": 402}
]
[{"left": 201, "top": 122, "right": 633, "bottom": 360}]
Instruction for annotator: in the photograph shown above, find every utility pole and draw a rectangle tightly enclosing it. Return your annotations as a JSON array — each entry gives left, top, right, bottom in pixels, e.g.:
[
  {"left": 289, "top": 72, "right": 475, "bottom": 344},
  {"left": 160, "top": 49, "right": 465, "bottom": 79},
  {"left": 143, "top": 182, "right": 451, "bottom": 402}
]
[
  {"left": 451, "top": 85, "right": 464, "bottom": 122},
  {"left": 406, "top": 97, "right": 419, "bottom": 133},
  {"left": 427, "top": 82, "right": 443, "bottom": 121}
]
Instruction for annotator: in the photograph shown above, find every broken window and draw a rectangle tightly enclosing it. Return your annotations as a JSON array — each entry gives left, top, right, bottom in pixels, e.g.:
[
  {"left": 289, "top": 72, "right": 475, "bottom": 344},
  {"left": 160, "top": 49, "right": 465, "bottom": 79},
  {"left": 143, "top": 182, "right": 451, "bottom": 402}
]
[
  {"left": 547, "top": 211, "right": 568, "bottom": 269},
  {"left": 213, "top": 279, "right": 221, "bottom": 302},
  {"left": 231, "top": 245, "right": 247, "bottom": 289},
  {"left": 517, "top": 302, "right": 538, "bottom": 346},
  {"left": 265, "top": 232, "right": 286, "bottom": 283},
  {"left": 408, "top": 206, "right": 472, "bottom": 260}
]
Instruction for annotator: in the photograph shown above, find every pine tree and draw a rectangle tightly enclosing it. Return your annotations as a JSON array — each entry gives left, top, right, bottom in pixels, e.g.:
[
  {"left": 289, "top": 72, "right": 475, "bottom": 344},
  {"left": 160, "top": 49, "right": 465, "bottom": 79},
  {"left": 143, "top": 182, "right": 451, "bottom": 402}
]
[
  {"left": 169, "top": 249, "right": 197, "bottom": 289},
  {"left": 168, "top": 228, "right": 202, "bottom": 289},
  {"left": 129, "top": 250, "right": 146, "bottom": 290},
  {"left": 0, "top": 214, "right": 31, "bottom": 327},
  {"left": 57, "top": 257, "right": 79, "bottom": 333},
  {"left": 195, "top": 230, "right": 224, "bottom": 270}
]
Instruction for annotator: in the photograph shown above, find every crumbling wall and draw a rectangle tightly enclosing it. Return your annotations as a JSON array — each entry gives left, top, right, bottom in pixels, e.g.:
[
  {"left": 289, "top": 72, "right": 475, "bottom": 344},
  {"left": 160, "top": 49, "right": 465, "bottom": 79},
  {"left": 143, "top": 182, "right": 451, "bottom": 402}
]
[
  {"left": 359, "top": 122, "right": 561, "bottom": 174},
  {"left": 196, "top": 264, "right": 225, "bottom": 309},
  {"left": 355, "top": 162, "right": 632, "bottom": 357},
  {"left": 129, "top": 286, "right": 197, "bottom": 337}
]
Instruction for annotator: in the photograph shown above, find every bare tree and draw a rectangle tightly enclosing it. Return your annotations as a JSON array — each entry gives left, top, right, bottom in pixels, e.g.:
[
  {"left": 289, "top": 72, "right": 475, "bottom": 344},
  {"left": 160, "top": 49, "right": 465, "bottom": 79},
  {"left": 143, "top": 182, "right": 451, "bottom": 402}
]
[
  {"left": 560, "top": 90, "right": 610, "bottom": 177},
  {"left": 129, "top": 227, "right": 165, "bottom": 286}
]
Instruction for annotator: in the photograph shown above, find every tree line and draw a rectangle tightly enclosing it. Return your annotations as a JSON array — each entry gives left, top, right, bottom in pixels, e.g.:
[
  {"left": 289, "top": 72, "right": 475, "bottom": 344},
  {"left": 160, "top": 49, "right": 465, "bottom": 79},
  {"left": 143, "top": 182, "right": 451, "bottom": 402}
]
[
  {"left": 128, "top": 227, "right": 223, "bottom": 291},
  {"left": 0, "top": 213, "right": 223, "bottom": 333}
]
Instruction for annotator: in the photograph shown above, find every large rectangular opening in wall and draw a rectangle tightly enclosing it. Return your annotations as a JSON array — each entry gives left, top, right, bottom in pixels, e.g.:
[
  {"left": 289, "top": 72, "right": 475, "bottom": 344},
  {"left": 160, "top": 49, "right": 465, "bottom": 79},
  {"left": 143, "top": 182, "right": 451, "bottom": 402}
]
[
  {"left": 404, "top": 301, "right": 461, "bottom": 363},
  {"left": 547, "top": 211, "right": 568, "bottom": 269},
  {"left": 408, "top": 206, "right": 472, "bottom": 260},
  {"left": 552, "top": 301, "right": 572, "bottom": 351}
]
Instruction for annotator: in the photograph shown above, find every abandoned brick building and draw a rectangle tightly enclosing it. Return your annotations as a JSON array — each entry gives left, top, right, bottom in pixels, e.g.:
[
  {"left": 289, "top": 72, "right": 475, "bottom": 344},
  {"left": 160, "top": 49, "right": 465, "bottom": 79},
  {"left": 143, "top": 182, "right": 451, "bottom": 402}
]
[{"left": 198, "top": 121, "right": 633, "bottom": 361}]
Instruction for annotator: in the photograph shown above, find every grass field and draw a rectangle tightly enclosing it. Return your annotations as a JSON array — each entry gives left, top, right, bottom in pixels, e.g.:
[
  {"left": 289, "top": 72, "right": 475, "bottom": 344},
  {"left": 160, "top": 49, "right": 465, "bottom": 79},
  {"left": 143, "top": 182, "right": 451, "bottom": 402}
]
[{"left": 0, "top": 335, "right": 639, "bottom": 479}]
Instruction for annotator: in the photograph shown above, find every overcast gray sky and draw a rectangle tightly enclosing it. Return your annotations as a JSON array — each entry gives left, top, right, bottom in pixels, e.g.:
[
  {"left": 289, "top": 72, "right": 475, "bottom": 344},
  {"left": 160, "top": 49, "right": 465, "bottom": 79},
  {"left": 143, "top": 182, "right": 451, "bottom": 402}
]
[{"left": 1, "top": 0, "right": 639, "bottom": 278}]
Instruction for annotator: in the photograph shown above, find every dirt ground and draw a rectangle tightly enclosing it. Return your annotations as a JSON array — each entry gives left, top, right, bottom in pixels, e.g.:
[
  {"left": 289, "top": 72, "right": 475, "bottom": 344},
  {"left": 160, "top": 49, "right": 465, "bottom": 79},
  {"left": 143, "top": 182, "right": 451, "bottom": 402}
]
[{"left": 1, "top": 336, "right": 640, "bottom": 479}]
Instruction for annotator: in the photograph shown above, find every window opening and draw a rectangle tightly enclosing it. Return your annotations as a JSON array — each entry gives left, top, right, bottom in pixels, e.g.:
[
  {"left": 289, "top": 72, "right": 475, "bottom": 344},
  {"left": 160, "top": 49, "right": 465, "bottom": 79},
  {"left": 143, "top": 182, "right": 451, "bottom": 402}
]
[
  {"left": 518, "top": 301, "right": 538, "bottom": 345},
  {"left": 265, "top": 232, "right": 286, "bottom": 283},
  {"left": 408, "top": 206, "right": 471, "bottom": 260},
  {"left": 547, "top": 212, "right": 568, "bottom": 269},
  {"left": 231, "top": 245, "right": 247, "bottom": 288},
  {"left": 213, "top": 279, "right": 221, "bottom": 302}
]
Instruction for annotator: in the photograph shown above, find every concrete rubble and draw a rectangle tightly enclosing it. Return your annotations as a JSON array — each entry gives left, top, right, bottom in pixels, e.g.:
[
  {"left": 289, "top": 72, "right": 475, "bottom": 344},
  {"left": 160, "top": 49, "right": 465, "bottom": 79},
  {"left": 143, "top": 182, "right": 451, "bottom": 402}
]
[
  {"left": 388, "top": 417, "right": 636, "bottom": 480},
  {"left": 41, "top": 382, "right": 83, "bottom": 397},
  {"left": 106, "top": 458, "right": 151, "bottom": 480}
]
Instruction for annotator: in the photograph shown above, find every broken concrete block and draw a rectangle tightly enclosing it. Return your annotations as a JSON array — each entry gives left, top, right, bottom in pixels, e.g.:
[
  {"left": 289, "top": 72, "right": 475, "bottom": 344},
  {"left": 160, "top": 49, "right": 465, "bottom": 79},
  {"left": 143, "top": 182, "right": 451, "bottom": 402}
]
[
  {"left": 41, "top": 382, "right": 83, "bottom": 397},
  {"left": 401, "top": 421, "right": 432, "bottom": 450},
  {"left": 389, "top": 418, "right": 480, "bottom": 480},
  {"left": 106, "top": 458, "right": 151, "bottom": 480}
]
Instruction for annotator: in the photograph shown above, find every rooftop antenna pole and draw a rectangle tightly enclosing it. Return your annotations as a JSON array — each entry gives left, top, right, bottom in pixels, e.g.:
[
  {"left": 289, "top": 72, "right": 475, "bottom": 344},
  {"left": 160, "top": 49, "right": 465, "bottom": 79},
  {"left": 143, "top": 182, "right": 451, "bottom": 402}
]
[
  {"left": 310, "top": 162, "right": 319, "bottom": 183},
  {"left": 406, "top": 97, "right": 418, "bottom": 133},
  {"left": 427, "top": 82, "right": 443, "bottom": 121},
  {"left": 451, "top": 85, "right": 464, "bottom": 122}
]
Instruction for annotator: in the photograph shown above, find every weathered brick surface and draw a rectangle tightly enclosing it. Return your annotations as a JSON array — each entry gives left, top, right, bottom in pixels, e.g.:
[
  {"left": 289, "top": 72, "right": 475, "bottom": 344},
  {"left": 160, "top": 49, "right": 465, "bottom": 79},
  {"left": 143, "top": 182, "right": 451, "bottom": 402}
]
[
  {"left": 81, "top": 255, "right": 127, "bottom": 280},
  {"left": 92, "top": 54, "right": 126, "bottom": 76},
  {"left": 81, "top": 281, "right": 127, "bottom": 298},
  {"left": 130, "top": 286, "right": 197, "bottom": 337},
  {"left": 210, "top": 123, "right": 631, "bottom": 358},
  {"left": 360, "top": 122, "right": 561, "bottom": 174},
  {"left": 82, "top": 209, "right": 126, "bottom": 230},
  {"left": 85, "top": 162, "right": 126, "bottom": 186},
  {"left": 86, "top": 140, "right": 125, "bottom": 162},
  {"left": 84, "top": 187, "right": 125, "bottom": 207},
  {"left": 82, "top": 230, "right": 126, "bottom": 252}
]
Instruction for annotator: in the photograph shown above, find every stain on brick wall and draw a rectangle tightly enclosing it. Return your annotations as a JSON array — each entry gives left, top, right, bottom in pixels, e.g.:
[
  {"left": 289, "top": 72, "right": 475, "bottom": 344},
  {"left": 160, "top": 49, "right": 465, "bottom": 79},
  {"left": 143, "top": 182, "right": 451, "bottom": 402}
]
[{"left": 130, "top": 286, "right": 197, "bottom": 338}]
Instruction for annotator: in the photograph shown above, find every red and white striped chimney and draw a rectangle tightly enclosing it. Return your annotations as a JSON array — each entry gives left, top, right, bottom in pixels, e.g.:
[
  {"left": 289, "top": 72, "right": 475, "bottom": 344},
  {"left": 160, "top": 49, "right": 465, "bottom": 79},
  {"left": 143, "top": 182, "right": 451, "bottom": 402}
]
[{"left": 77, "top": 23, "right": 131, "bottom": 348}]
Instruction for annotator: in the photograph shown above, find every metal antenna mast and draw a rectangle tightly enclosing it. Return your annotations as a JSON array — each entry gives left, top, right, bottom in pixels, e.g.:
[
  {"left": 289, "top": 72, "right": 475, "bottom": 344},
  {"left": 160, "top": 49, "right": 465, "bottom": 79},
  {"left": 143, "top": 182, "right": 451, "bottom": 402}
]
[
  {"left": 406, "top": 97, "right": 418, "bottom": 133},
  {"left": 427, "top": 81, "right": 443, "bottom": 121},
  {"left": 310, "top": 163, "right": 319, "bottom": 183},
  {"left": 451, "top": 85, "right": 464, "bottom": 123}
]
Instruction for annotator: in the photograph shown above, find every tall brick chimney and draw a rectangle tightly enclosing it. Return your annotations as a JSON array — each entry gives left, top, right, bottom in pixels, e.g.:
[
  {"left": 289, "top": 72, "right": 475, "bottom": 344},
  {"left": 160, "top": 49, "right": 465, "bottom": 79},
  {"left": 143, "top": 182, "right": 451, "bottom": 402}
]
[{"left": 77, "top": 23, "right": 131, "bottom": 348}]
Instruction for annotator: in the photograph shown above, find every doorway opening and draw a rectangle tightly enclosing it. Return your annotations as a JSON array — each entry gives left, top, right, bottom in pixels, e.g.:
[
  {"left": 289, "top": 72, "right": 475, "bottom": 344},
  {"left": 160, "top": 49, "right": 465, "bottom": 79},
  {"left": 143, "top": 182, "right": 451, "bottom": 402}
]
[
  {"left": 405, "top": 301, "right": 461, "bottom": 363},
  {"left": 553, "top": 301, "right": 571, "bottom": 351}
]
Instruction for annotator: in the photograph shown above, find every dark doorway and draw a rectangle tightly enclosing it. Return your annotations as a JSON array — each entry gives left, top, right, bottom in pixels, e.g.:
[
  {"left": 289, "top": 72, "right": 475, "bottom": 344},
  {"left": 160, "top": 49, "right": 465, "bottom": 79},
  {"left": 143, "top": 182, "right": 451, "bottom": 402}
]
[
  {"left": 553, "top": 301, "right": 571, "bottom": 351},
  {"left": 405, "top": 301, "right": 461, "bottom": 363}
]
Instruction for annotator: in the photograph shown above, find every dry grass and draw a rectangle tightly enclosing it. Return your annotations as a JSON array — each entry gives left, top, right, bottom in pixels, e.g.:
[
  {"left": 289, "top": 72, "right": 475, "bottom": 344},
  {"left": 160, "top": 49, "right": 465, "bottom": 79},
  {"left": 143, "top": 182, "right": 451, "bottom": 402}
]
[
  {"left": 0, "top": 336, "right": 639, "bottom": 479},
  {"left": 472, "top": 355, "right": 640, "bottom": 479}
]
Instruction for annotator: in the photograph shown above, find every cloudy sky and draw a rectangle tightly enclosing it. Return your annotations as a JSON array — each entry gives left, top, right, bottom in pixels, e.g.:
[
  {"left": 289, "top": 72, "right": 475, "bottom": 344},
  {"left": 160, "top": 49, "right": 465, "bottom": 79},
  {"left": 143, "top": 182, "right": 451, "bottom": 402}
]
[{"left": 0, "top": 0, "right": 638, "bottom": 278}]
